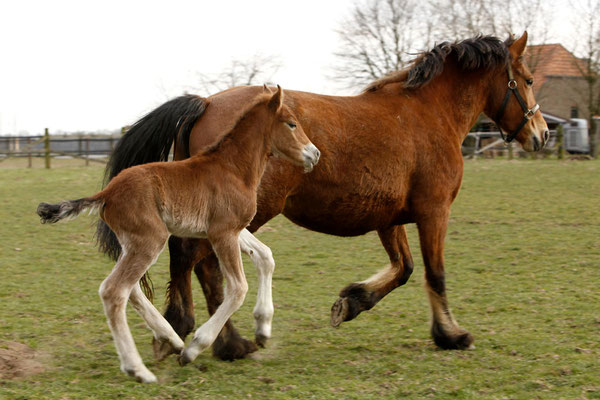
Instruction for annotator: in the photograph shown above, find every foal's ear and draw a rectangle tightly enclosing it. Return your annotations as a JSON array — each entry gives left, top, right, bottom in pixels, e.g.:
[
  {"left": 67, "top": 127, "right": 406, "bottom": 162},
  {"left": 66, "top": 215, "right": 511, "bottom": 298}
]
[
  {"left": 509, "top": 31, "right": 528, "bottom": 60},
  {"left": 268, "top": 84, "right": 284, "bottom": 111},
  {"left": 263, "top": 84, "right": 273, "bottom": 93}
]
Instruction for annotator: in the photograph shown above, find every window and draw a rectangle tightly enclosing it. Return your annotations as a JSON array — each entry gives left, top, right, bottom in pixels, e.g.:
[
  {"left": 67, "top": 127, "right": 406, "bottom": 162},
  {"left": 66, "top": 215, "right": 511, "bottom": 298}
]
[{"left": 570, "top": 106, "right": 579, "bottom": 119}]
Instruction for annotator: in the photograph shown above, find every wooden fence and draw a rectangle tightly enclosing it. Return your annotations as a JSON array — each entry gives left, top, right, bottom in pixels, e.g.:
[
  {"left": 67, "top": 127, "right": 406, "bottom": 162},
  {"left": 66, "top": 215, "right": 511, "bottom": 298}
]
[{"left": 0, "top": 129, "right": 121, "bottom": 168}]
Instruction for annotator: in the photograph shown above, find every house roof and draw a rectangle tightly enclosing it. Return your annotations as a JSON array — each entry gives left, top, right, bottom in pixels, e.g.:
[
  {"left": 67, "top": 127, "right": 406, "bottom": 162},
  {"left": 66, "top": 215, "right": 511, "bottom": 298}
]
[{"left": 525, "top": 44, "right": 587, "bottom": 92}]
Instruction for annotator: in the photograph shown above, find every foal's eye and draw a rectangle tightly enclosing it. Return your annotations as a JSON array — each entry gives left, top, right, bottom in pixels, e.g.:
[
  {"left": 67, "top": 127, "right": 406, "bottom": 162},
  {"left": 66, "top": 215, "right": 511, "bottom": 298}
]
[
  {"left": 525, "top": 78, "right": 534, "bottom": 86},
  {"left": 286, "top": 122, "right": 297, "bottom": 129}
]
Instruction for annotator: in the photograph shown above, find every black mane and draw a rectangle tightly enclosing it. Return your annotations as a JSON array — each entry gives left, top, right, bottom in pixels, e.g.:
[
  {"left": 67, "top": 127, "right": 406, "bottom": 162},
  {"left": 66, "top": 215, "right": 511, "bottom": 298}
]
[{"left": 365, "top": 35, "right": 514, "bottom": 92}]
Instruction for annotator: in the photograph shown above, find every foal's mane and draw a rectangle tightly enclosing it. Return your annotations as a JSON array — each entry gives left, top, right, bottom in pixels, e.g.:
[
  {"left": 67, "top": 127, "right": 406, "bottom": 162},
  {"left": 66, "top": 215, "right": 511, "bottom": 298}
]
[
  {"left": 203, "top": 91, "right": 273, "bottom": 155},
  {"left": 365, "top": 35, "right": 515, "bottom": 92}
]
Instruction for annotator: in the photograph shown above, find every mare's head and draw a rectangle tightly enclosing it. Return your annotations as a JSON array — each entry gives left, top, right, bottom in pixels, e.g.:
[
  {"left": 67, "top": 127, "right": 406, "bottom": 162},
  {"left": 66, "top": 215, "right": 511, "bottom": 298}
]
[
  {"left": 263, "top": 85, "right": 320, "bottom": 172},
  {"left": 485, "top": 32, "right": 549, "bottom": 152}
]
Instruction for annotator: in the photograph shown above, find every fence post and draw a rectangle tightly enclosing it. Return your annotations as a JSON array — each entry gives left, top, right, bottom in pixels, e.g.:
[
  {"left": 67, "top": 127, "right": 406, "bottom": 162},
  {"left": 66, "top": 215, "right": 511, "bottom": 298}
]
[
  {"left": 27, "top": 137, "right": 32, "bottom": 168},
  {"left": 85, "top": 137, "right": 90, "bottom": 166},
  {"left": 556, "top": 124, "right": 564, "bottom": 160},
  {"left": 44, "top": 128, "right": 50, "bottom": 169},
  {"left": 507, "top": 141, "right": 513, "bottom": 160}
]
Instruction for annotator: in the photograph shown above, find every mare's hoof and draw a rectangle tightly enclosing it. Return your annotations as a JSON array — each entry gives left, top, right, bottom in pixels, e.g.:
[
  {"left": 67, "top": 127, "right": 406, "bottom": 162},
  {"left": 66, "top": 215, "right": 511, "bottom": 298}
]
[
  {"left": 212, "top": 330, "right": 258, "bottom": 361},
  {"left": 152, "top": 337, "right": 179, "bottom": 361},
  {"left": 330, "top": 297, "right": 349, "bottom": 328},
  {"left": 431, "top": 323, "right": 475, "bottom": 350},
  {"left": 255, "top": 334, "right": 269, "bottom": 348}
]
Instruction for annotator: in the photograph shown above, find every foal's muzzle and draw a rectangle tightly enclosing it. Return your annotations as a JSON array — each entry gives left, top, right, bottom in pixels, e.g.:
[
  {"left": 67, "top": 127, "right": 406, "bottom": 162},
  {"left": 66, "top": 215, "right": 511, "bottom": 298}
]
[{"left": 302, "top": 143, "right": 320, "bottom": 172}]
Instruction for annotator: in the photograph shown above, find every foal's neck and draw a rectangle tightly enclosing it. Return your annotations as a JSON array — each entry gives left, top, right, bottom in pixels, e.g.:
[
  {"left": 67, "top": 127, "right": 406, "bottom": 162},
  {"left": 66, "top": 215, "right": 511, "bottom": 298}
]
[{"left": 201, "top": 110, "right": 272, "bottom": 188}]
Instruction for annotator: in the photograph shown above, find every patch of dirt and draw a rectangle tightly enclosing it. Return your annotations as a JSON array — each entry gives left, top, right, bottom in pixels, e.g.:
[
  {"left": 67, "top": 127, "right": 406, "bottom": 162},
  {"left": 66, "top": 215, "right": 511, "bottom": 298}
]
[{"left": 0, "top": 341, "right": 46, "bottom": 379}]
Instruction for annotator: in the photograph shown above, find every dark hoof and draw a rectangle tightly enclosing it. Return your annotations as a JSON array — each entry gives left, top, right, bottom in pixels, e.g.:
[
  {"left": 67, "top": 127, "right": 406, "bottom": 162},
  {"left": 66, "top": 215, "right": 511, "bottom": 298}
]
[
  {"left": 178, "top": 352, "right": 192, "bottom": 367},
  {"left": 432, "top": 322, "right": 475, "bottom": 350},
  {"left": 255, "top": 334, "right": 268, "bottom": 348},
  {"left": 330, "top": 297, "right": 349, "bottom": 328},
  {"left": 152, "top": 338, "right": 179, "bottom": 361},
  {"left": 212, "top": 329, "right": 258, "bottom": 361}
]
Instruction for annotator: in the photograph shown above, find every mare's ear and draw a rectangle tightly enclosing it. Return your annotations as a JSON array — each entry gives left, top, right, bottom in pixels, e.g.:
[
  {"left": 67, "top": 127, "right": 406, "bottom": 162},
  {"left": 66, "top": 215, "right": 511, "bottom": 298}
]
[
  {"left": 509, "top": 31, "right": 528, "bottom": 60},
  {"left": 268, "top": 84, "right": 283, "bottom": 111},
  {"left": 263, "top": 84, "right": 273, "bottom": 93}
]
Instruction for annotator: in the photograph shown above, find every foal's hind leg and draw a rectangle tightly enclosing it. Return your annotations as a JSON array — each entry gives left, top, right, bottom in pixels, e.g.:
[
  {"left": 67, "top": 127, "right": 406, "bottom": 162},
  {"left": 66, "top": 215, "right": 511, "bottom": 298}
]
[
  {"left": 129, "top": 284, "right": 185, "bottom": 358},
  {"left": 331, "top": 225, "right": 414, "bottom": 327},
  {"left": 99, "top": 238, "right": 166, "bottom": 383},
  {"left": 238, "top": 229, "right": 275, "bottom": 347},
  {"left": 417, "top": 212, "right": 473, "bottom": 350}
]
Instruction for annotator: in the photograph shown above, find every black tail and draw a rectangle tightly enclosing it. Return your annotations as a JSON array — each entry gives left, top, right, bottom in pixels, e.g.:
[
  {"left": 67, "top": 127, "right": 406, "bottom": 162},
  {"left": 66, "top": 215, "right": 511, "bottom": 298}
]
[
  {"left": 38, "top": 198, "right": 100, "bottom": 224},
  {"left": 95, "top": 94, "right": 207, "bottom": 261}
]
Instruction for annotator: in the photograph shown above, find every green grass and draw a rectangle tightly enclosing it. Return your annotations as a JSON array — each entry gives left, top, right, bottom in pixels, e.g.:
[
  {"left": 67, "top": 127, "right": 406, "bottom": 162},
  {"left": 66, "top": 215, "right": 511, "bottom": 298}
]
[{"left": 0, "top": 159, "right": 599, "bottom": 399}]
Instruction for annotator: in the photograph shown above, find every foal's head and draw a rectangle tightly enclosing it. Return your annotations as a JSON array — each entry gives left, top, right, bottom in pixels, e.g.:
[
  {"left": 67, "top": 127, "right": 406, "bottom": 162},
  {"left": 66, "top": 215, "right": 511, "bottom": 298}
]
[
  {"left": 264, "top": 85, "right": 320, "bottom": 172},
  {"left": 485, "top": 32, "right": 549, "bottom": 152}
]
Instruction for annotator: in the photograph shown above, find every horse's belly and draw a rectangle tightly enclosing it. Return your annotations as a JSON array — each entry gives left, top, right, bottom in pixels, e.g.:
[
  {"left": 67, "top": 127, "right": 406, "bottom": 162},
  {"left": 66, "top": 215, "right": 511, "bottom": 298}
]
[{"left": 282, "top": 191, "right": 405, "bottom": 236}]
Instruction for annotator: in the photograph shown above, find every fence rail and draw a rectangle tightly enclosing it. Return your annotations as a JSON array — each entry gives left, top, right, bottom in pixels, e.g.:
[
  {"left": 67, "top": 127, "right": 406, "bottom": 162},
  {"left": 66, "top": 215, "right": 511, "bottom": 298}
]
[{"left": 0, "top": 129, "right": 121, "bottom": 168}]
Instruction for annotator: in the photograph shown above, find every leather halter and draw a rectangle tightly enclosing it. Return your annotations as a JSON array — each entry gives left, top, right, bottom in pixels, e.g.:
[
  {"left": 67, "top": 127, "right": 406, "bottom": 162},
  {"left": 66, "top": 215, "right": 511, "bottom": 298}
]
[{"left": 493, "top": 63, "right": 540, "bottom": 143}]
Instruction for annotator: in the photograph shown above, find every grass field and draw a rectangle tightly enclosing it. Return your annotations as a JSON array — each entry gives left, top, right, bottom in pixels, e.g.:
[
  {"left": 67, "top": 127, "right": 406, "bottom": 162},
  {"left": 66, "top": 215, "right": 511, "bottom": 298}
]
[{"left": 1, "top": 159, "right": 599, "bottom": 399}]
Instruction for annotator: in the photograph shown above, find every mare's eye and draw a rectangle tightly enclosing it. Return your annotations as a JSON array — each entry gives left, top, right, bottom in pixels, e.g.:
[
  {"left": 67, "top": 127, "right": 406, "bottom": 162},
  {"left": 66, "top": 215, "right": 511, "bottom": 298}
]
[
  {"left": 286, "top": 122, "right": 297, "bottom": 129},
  {"left": 525, "top": 79, "right": 534, "bottom": 86}
]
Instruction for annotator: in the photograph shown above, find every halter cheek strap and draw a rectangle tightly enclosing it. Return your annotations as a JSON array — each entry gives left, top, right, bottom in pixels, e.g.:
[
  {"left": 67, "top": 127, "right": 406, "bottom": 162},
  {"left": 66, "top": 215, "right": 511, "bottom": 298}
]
[{"left": 493, "top": 63, "right": 540, "bottom": 143}]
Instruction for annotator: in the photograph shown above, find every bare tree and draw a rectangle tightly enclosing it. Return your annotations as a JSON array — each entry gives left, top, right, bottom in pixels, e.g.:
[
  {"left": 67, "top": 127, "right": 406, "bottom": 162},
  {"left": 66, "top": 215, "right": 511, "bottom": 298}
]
[
  {"left": 332, "top": 0, "right": 437, "bottom": 88},
  {"left": 193, "top": 53, "right": 282, "bottom": 95},
  {"left": 569, "top": 0, "right": 600, "bottom": 157},
  {"left": 333, "top": 0, "right": 552, "bottom": 89}
]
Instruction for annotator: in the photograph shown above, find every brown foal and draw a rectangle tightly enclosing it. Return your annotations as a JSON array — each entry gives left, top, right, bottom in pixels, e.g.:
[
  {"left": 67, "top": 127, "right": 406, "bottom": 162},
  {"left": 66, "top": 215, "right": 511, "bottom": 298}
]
[{"left": 37, "top": 86, "right": 320, "bottom": 383}]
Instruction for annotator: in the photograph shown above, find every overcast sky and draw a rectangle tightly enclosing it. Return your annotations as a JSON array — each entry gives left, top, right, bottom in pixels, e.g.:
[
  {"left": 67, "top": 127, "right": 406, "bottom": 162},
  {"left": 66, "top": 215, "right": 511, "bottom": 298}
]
[{"left": 0, "top": 0, "right": 576, "bottom": 135}]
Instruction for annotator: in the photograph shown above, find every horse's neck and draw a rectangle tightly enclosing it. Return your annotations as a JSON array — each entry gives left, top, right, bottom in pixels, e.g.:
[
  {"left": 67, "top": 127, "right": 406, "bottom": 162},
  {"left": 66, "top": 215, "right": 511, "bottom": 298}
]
[
  {"left": 407, "top": 63, "right": 492, "bottom": 143},
  {"left": 208, "top": 116, "right": 271, "bottom": 187}
]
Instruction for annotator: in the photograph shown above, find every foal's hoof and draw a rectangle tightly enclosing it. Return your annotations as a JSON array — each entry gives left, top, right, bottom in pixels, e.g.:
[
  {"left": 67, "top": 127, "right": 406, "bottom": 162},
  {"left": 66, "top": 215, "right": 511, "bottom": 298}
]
[
  {"left": 178, "top": 351, "right": 193, "bottom": 367},
  {"left": 153, "top": 338, "right": 179, "bottom": 361},
  {"left": 255, "top": 334, "right": 269, "bottom": 348},
  {"left": 212, "top": 329, "right": 258, "bottom": 361},
  {"left": 123, "top": 366, "right": 157, "bottom": 384}
]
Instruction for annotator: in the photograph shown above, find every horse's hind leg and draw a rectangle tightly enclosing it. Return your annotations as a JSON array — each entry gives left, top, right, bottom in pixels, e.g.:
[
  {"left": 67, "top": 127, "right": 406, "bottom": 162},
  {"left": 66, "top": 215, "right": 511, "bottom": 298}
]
[
  {"left": 153, "top": 237, "right": 209, "bottom": 360},
  {"left": 129, "top": 283, "right": 185, "bottom": 360},
  {"left": 417, "top": 212, "right": 473, "bottom": 350},
  {"left": 238, "top": 229, "right": 275, "bottom": 347},
  {"left": 99, "top": 237, "right": 166, "bottom": 383},
  {"left": 331, "top": 225, "right": 414, "bottom": 327}
]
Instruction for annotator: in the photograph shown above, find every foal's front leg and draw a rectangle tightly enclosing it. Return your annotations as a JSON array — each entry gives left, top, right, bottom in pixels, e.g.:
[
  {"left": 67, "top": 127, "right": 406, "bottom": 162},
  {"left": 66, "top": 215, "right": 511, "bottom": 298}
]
[{"left": 179, "top": 232, "right": 249, "bottom": 365}]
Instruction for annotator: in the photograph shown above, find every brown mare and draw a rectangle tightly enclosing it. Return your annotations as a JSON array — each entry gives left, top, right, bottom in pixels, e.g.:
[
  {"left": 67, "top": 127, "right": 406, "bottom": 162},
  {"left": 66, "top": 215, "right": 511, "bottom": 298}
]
[
  {"left": 97, "top": 32, "right": 548, "bottom": 362},
  {"left": 37, "top": 86, "right": 320, "bottom": 383}
]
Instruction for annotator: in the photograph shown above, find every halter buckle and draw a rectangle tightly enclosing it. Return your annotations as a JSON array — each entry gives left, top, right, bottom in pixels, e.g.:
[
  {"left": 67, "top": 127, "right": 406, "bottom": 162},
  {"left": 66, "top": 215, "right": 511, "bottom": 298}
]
[{"left": 508, "top": 80, "right": 517, "bottom": 89}]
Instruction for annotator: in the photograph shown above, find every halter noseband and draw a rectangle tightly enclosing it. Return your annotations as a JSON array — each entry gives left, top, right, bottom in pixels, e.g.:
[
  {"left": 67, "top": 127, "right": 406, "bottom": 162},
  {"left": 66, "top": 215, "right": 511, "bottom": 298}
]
[{"left": 493, "top": 63, "right": 540, "bottom": 143}]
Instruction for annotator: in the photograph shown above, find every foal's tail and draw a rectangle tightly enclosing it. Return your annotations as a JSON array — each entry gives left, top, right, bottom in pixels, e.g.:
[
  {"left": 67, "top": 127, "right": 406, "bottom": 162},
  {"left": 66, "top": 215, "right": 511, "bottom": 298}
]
[
  {"left": 37, "top": 197, "right": 101, "bottom": 224},
  {"left": 96, "top": 94, "right": 208, "bottom": 261}
]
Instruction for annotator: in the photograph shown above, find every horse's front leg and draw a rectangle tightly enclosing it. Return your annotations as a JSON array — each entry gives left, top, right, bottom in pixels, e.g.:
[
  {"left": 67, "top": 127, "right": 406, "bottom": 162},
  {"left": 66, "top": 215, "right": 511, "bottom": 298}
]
[
  {"left": 331, "top": 225, "right": 414, "bottom": 326},
  {"left": 180, "top": 231, "right": 249, "bottom": 365},
  {"left": 416, "top": 211, "right": 474, "bottom": 349}
]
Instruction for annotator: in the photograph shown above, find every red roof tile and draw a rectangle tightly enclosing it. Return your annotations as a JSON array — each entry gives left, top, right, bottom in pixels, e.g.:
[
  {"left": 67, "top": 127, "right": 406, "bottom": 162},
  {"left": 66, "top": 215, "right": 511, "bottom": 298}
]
[{"left": 525, "top": 44, "right": 588, "bottom": 92}]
